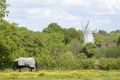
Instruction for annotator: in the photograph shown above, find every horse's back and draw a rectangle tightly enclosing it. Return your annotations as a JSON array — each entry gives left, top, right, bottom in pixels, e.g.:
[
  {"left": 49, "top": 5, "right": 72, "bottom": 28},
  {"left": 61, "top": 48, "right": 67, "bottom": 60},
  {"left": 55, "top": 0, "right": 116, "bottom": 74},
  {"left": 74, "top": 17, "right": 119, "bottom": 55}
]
[
  {"left": 15, "top": 57, "right": 35, "bottom": 67},
  {"left": 25, "top": 58, "right": 35, "bottom": 67}
]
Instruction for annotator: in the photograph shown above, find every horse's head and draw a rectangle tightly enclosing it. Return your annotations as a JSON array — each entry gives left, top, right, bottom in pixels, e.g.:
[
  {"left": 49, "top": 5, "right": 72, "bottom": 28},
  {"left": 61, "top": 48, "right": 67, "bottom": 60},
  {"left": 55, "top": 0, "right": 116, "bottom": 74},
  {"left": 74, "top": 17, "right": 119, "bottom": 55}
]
[{"left": 13, "top": 61, "right": 18, "bottom": 71}]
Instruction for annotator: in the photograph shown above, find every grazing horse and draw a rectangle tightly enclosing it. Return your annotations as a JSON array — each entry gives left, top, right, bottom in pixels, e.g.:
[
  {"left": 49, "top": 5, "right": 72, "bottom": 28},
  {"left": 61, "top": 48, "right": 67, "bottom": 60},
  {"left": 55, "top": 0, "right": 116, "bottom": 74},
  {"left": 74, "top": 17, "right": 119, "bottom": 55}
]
[{"left": 13, "top": 57, "right": 39, "bottom": 72}]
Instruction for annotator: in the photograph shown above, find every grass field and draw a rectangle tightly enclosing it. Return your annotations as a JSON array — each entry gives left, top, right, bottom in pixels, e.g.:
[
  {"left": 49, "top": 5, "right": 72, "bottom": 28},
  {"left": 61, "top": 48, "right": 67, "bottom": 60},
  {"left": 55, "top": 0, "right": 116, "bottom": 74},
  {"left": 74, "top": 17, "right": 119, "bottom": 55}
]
[{"left": 0, "top": 70, "right": 120, "bottom": 80}]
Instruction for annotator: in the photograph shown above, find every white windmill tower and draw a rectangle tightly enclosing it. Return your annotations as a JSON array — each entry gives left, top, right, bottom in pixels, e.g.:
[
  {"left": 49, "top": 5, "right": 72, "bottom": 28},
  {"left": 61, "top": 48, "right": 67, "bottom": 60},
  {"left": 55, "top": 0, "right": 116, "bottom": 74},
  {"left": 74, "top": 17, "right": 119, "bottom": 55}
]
[{"left": 81, "top": 21, "right": 95, "bottom": 44}]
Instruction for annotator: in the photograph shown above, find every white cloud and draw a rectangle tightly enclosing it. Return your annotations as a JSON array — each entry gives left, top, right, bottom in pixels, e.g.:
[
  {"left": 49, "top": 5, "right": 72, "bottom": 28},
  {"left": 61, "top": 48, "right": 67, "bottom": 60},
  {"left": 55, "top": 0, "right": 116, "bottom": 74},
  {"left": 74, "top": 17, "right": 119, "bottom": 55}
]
[
  {"left": 94, "top": 0, "right": 120, "bottom": 15},
  {"left": 27, "top": 8, "right": 42, "bottom": 15},
  {"left": 55, "top": 14, "right": 78, "bottom": 21},
  {"left": 103, "top": 0, "right": 120, "bottom": 10},
  {"left": 43, "top": 10, "right": 51, "bottom": 17},
  {"left": 6, "top": 0, "right": 120, "bottom": 32},
  {"left": 62, "top": 0, "right": 89, "bottom": 6},
  {"left": 26, "top": 8, "right": 51, "bottom": 17},
  {"left": 44, "top": 0, "right": 56, "bottom": 5}
]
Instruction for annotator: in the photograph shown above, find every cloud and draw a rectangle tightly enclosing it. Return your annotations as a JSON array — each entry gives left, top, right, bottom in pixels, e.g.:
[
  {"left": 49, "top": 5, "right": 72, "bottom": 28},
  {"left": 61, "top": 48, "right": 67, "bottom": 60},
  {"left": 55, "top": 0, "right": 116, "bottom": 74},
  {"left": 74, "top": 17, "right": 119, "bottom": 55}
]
[
  {"left": 6, "top": 0, "right": 120, "bottom": 32},
  {"left": 26, "top": 8, "right": 51, "bottom": 18},
  {"left": 62, "top": 0, "right": 89, "bottom": 6},
  {"left": 93, "top": 0, "right": 120, "bottom": 15},
  {"left": 103, "top": 0, "right": 120, "bottom": 10},
  {"left": 44, "top": 0, "right": 56, "bottom": 5}
]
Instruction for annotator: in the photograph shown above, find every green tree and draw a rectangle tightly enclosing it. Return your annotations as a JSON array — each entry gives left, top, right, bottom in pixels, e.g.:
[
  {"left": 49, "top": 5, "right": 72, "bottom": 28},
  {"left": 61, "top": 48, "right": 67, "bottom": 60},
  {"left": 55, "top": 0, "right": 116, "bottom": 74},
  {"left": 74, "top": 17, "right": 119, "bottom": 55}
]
[
  {"left": 98, "top": 30, "right": 107, "bottom": 35},
  {"left": 82, "top": 43, "right": 97, "bottom": 58},
  {"left": 69, "top": 39, "right": 81, "bottom": 55},
  {"left": 43, "top": 23, "right": 63, "bottom": 33},
  {"left": 117, "top": 36, "right": 120, "bottom": 46},
  {"left": 94, "top": 33, "right": 104, "bottom": 47},
  {"left": 0, "top": 0, "right": 9, "bottom": 23},
  {"left": 46, "top": 32, "right": 66, "bottom": 58},
  {"left": 58, "top": 51, "right": 75, "bottom": 69},
  {"left": 107, "top": 30, "right": 120, "bottom": 43},
  {"left": 63, "top": 28, "right": 83, "bottom": 44}
]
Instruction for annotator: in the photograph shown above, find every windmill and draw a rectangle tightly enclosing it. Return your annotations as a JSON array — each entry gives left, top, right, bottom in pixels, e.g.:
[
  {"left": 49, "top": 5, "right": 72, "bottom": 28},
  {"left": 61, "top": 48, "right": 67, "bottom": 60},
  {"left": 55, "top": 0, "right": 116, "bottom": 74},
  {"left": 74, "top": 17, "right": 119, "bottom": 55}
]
[{"left": 81, "top": 20, "right": 95, "bottom": 44}]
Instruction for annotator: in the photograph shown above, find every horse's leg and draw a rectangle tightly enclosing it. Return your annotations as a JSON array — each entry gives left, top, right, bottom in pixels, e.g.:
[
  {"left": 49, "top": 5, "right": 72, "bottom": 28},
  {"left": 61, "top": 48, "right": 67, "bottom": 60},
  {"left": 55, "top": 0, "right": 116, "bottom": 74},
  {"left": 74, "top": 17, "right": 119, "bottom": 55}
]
[
  {"left": 19, "top": 68, "right": 21, "bottom": 72},
  {"left": 29, "top": 68, "right": 32, "bottom": 72}
]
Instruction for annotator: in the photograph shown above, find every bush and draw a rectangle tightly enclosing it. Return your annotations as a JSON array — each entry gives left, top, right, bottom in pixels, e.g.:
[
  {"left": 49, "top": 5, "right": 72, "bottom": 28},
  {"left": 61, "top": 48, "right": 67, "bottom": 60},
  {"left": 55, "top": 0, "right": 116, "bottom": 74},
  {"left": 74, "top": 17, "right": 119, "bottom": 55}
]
[
  {"left": 82, "top": 43, "right": 97, "bottom": 58},
  {"left": 96, "top": 46, "right": 120, "bottom": 58},
  {"left": 57, "top": 51, "right": 76, "bottom": 70},
  {"left": 99, "top": 58, "right": 120, "bottom": 70}
]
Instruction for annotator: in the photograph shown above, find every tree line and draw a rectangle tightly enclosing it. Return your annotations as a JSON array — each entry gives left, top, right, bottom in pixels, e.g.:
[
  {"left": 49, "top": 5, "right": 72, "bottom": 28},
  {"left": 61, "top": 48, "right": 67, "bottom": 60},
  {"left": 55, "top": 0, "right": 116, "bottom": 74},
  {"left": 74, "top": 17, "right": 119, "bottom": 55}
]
[{"left": 0, "top": 20, "right": 120, "bottom": 70}]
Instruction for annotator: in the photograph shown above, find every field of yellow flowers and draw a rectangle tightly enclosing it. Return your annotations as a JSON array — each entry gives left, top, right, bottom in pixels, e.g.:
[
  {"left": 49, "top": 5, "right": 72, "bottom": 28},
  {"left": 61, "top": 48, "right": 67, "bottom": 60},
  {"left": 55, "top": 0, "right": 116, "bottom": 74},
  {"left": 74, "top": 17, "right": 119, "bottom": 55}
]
[{"left": 0, "top": 70, "right": 120, "bottom": 80}]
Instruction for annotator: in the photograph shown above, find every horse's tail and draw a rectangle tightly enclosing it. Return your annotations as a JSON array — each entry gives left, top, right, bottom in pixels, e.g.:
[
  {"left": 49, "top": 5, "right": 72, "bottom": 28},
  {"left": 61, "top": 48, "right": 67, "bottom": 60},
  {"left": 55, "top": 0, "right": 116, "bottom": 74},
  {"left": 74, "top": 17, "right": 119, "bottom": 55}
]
[{"left": 35, "top": 59, "right": 39, "bottom": 71}]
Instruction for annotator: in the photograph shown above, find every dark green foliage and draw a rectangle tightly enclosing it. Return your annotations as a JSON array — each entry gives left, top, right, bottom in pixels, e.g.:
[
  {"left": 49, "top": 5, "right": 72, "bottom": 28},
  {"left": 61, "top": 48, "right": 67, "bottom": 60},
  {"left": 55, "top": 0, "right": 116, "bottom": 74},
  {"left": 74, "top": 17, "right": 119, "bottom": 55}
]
[
  {"left": 117, "top": 36, "right": 120, "bottom": 45},
  {"left": 82, "top": 43, "right": 97, "bottom": 58},
  {"left": 98, "top": 30, "right": 108, "bottom": 35},
  {"left": 63, "top": 28, "right": 83, "bottom": 44},
  {"left": 0, "top": 21, "right": 17, "bottom": 69}
]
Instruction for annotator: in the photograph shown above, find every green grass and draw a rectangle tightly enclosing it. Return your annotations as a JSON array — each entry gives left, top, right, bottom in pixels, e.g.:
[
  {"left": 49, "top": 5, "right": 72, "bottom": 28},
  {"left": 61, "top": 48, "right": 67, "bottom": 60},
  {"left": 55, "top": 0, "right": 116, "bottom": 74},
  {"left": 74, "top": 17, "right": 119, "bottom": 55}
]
[{"left": 0, "top": 70, "right": 120, "bottom": 80}]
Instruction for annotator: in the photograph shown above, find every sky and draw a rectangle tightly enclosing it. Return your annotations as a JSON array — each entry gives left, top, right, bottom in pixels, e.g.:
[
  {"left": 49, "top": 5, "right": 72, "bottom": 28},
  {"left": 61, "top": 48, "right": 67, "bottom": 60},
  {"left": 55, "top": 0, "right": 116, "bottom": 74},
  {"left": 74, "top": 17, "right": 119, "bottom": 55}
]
[{"left": 6, "top": 0, "right": 120, "bottom": 32}]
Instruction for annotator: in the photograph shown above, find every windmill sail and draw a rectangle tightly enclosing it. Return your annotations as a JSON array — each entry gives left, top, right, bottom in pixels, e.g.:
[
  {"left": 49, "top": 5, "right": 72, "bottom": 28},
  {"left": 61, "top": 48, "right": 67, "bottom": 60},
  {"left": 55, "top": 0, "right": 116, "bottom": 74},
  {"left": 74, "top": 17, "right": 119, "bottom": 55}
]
[{"left": 83, "top": 21, "right": 94, "bottom": 44}]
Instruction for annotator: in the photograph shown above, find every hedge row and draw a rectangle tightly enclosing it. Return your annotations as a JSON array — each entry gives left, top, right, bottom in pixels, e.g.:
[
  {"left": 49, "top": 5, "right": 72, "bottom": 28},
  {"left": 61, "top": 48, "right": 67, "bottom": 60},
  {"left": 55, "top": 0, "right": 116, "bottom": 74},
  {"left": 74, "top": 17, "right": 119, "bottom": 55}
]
[{"left": 36, "top": 57, "right": 120, "bottom": 70}]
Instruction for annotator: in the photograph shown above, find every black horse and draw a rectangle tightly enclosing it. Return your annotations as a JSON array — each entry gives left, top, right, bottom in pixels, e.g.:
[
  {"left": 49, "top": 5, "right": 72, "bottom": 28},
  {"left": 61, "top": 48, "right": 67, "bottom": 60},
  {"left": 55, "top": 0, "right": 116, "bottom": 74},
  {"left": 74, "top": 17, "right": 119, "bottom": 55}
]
[{"left": 13, "top": 57, "right": 39, "bottom": 72}]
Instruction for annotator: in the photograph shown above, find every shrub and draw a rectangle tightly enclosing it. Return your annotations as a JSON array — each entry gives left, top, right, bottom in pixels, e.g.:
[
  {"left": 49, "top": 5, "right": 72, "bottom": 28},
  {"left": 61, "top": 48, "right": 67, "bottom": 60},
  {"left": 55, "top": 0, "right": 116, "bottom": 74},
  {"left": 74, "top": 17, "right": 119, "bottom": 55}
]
[{"left": 99, "top": 58, "right": 120, "bottom": 70}]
